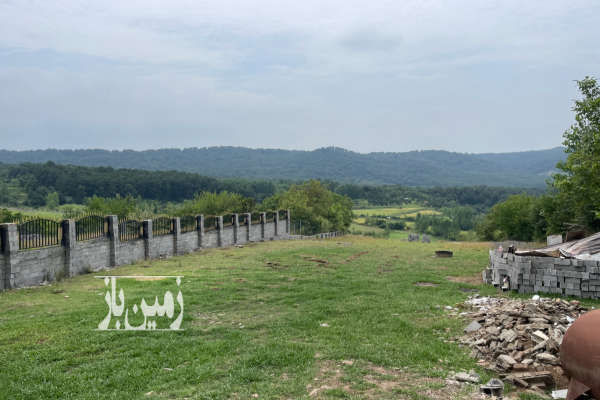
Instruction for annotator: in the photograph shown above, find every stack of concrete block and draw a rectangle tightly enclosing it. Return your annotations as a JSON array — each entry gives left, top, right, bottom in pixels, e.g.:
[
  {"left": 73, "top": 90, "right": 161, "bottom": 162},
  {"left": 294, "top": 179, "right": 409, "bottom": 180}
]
[{"left": 483, "top": 250, "right": 600, "bottom": 299}]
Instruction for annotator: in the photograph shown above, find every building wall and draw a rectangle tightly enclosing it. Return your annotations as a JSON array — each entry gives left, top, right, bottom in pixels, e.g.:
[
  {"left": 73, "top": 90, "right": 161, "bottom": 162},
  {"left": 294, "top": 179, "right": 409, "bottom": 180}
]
[{"left": 484, "top": 250, "right": 600, "bottom": 299}]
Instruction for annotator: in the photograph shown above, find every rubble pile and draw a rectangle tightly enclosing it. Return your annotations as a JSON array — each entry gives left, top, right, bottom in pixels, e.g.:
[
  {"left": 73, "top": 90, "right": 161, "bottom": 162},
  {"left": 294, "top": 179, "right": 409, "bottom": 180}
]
[{"left": 456, "top": 295, "right": 588, "bottom": 391}]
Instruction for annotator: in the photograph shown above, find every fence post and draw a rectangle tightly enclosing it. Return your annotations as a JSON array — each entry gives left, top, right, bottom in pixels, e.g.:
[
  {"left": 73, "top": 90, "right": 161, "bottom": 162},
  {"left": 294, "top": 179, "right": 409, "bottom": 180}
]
[
  {"left": 62, "top": 219, "right": 76, "bottom": 277},
  {"left": 173, "top": 217, "right": 181, "bottom": 255},
  {"left": 287, "top": 209, "right": 291, "bottom": 235},
  {"left": 245, "top": 213, "right": 251, "bottom": 242},
  {"left": 197, "top": 215, "right": 204, "bottom": 249},
  {"left": 107, "top": 216, "right": 119, "bottom": 267},
  {"left": 0, "top": 223, "right": 18, "bottom": 290},
  {"left": 217, "top": 216, "right": 224, "bottom": 247},
  {"left": 143, "top": 220, "right": 152, "bottom": 260},
  {"left": 260, "top": 212, "right": 266, "bottom": 240},
  {"left": 233, "top": 214, "right": 239, "bottom": 244},
  {"left": 274, "top": 211, "right": 279, "bottom": 237}
]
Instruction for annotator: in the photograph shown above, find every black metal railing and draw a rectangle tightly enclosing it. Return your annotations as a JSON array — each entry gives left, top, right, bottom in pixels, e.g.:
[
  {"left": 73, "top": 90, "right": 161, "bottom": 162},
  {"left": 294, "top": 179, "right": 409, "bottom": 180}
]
[
  {"left": 75, "top": 215, "right": 107, "bottom": 241},
  {"left": 180, "top": 215, "right": 197, "bottom": 233},
  {"left": 278, "top": 209, "right": 288, "bottom": 219},
  {"left": 266, "top": 211, "right": 276, "bottom": 222},
  {"left": 222, "top": 214, "right": 235, "bottom": 227},
  {"left": 18, "top": 218, "right": 62, "bottom": 250},
  {"left": 152, "top": 217, "right": 174, "bottom": 236},
  {"left": 204, "top": 216, "right": 217, "bottom": 231},
  {"left": 239, "top": 214, "right": 249, "bottom": 226},
  {"left": 118, "top": 219, "right": 142, "bottom": 241},
  {"left": 251, "top": 213, "right": 262, "bottom": 225}
]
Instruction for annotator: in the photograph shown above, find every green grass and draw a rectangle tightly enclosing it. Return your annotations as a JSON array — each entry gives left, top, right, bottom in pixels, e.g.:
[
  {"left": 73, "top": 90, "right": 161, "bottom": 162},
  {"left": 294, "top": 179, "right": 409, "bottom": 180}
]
[{"left": 0, "top": 236, "right": 586, "bottom": 399}]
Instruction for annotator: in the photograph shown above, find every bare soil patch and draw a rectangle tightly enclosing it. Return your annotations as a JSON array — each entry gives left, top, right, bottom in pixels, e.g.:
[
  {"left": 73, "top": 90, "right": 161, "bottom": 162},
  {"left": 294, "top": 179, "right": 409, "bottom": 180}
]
[
  {"left": 414, "top": 282, "right": 439, "bottom": 287},
  {"left": 307, "top": 360, "right": 481, "bottom": 399},
  {"left": 446, "top": 274, "right": 483, "bottom": 286}
]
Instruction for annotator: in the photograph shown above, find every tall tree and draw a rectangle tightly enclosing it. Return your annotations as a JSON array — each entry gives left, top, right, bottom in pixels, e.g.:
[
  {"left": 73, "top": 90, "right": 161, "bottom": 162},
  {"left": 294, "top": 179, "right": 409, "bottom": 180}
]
[{"left": 553, "top": 76, "right": 600, "bottom": 231}]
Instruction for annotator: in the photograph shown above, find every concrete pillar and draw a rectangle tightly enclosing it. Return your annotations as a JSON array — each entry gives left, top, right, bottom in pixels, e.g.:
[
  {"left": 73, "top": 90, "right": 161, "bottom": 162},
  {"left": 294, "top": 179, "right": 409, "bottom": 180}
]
[
  {"left": 274, "top": 211, "right": 279, "bottom": 237},
  {"left": 233, "top": 214, "right": 239, "bottom": 244},
  {"left": 217, "top": 216, "right": 224, "bottom": 247},
  {"left": 0, "top": 223, "right": 18, "bottom": 290},
  {"left": 196, "top": 215, "right": 204, "bottom": 249},
  {"left": 286, "top": 209, "right": 291, "bottom": 234},
  {"left": 62, "top": 219, "right": 76, "bottom": 277},
  {"left": 260, "top": 212, "right": 266, "bottom": 240},
  {"left": 143, "top": 219, "right": 152, "bottom": 260},
  {"left": 107, "top": 215, "right": 119, "bottom": 267},
  {"left": 245, "top": 213, "right": 251, "bottom": 242},
  {"left": 173, "top": 217, "right": 181, "bottom": 255}
]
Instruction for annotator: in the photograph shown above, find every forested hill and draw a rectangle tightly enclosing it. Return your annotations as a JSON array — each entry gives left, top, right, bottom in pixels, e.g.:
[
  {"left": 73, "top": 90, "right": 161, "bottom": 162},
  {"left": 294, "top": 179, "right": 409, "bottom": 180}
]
[{"left": 0, "top": 146, "right": 566, "bottom": 187}]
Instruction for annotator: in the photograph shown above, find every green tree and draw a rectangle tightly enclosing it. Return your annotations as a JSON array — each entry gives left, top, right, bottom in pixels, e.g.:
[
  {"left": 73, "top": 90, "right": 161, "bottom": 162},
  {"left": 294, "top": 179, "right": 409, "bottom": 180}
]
[
  {"left": 174, "top": 191, "right": 254, "bottom": 216},
  {"left": 85, "top": 195, "right": 138, "bottom": 219},
  {"left": 45, "top": 191, "right": 60, "bottom": 210},
  {"left": 552, "top": 76, "right": 600, "bottom": 232},
  {"left": 263, "top": 180, "right": 352, "bottom": 234}
]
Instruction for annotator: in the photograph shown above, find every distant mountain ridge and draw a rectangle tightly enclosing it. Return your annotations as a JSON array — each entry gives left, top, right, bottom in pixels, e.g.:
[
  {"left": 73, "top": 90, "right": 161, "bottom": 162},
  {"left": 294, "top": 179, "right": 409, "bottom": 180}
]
[{"left": 0, "top": 146, "right": 566, "bottom": 187}]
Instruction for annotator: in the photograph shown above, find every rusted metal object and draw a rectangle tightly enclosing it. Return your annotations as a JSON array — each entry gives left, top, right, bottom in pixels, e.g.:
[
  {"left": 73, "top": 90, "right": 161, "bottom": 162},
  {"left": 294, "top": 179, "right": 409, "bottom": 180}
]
[
  {"left": 435, "top": 250, "right": 453, "bottom": 257},
  {"left": 560, "top": 309, "right": 600, "bottom": 400}
]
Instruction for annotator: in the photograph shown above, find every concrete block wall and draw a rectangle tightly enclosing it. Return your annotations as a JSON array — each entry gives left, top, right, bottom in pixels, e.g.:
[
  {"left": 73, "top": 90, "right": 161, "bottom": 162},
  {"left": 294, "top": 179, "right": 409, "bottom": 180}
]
[
  {"left": 483, "top": 250, "right": 600, "bottom": 299},
  {"left": 0, "top": 210, "right": 292, "bottom": 290}
]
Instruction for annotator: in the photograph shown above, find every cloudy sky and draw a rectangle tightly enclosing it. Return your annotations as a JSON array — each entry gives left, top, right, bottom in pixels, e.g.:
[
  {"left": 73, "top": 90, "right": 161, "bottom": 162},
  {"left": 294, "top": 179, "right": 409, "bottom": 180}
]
[{"left": 1, "top": 0, "right": 598, "bottom": 153}]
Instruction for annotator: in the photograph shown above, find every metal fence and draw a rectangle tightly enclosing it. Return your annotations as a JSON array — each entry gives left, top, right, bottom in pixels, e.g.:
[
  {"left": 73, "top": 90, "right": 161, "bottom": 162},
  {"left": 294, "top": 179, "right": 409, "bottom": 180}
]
[
  {"left": 239, "top": 214, "right": 249, "bottom": 226},
  {"left": 204, "top": 216, "right": 217, "bottom": 231},
  {"left": 265, "top": 211, "right": 276, "bottom": 222},
  {"left": 278, "top": 209, "right": 288, "bottom": 220},
  {"left": 118, "top": 219, "right": 142, "bottom": 241},
  {"left": 152, "top": 217, "right": 173, "bottom": 236},
  {"left": 75, "top": 215, "right": 107, "bottom": 241},
  {"left": 18, "top": 218, "right": 62, "bottom": 249},
  {"left": 222, "top": 214, "right": 235, "bottom": 227},
  {"left": 251, "top": 213, "right": 262, "bottom": 225},
  {"left": 180, "top": 215, "right": 197, "bottom": 233}
]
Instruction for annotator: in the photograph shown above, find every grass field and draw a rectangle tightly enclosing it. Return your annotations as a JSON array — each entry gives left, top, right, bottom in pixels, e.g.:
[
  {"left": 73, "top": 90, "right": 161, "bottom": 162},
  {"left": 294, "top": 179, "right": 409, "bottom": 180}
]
[{"left": 0, "top": 236, "right": 578, "bottom": 399}]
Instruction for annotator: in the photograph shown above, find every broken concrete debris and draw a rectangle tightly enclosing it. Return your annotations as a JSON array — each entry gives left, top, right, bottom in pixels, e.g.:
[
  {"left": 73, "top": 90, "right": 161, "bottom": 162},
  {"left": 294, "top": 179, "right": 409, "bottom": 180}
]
[{"left": 454, "top": 295, "right": 587, "bottom": 391}]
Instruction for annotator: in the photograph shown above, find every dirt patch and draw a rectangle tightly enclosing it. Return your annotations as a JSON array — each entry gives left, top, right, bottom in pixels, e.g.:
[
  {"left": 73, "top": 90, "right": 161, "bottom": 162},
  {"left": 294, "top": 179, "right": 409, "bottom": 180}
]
[
  {"left": 446, "top": 274, "right": 483, "bottom": 286},
  {"left": 343, "top": 251, "right": 369, "bottom": 263},
  {"left": 307, "top": 360, "right": 480, "bottom": 399},
  {"left": 301, "top": 255, "right": 330, "bottom": 265},
  {"left": 414, "top": 282, "right": 439, "bottom": 287}
]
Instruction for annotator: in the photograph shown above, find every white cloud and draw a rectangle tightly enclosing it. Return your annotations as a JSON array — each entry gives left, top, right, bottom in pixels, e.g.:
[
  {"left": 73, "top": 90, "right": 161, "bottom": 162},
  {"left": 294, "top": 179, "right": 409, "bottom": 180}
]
[{"left": 0, "top": 0, "right": 599, "bottom": 152}]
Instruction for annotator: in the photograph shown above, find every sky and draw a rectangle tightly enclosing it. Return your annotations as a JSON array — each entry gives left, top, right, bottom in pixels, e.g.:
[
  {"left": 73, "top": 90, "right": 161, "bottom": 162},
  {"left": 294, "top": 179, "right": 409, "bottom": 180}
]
[{"left": 0, "top": 0, "right": 599, "bottom": 153}]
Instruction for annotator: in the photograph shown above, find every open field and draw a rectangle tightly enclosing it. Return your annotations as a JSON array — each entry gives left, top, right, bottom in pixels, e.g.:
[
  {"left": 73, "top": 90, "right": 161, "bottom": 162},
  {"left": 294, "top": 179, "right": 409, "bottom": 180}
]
[
  {"left": 1, "top": 236, "right": 589, "bottom": 399},
  {"left": 353, "top": 205, "right": 441, "bottom": 218}
]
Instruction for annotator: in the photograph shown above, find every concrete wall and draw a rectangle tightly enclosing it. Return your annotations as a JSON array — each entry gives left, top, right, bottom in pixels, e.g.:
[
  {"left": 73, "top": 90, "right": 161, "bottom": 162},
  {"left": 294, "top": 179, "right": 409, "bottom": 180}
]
[
  {"left": 249, "top": 224, "right": 262, "bottom": 241},
  {"left": 71, "top": 238, "right": 111, "bottom": 275},
  {"left": 12, "top": 246, "right": 66, "bottom": 288},
  {"left": 0, "top": 210, "right": 302, "bottom": 290},
  {"left": 178, "top": 231, "right": 198, "bottom": 254},
  {"left": 202, "top": 230, "right": 219, "bottom": 248},
  {"left": 484, "top": 250, "right": 600, "bottom": 299},
  {"left": 118, "top": 240, "right": 146, "bottom": 265},
  {"left": 148, "top": 234, "right": 175, "bottom": 259}
]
